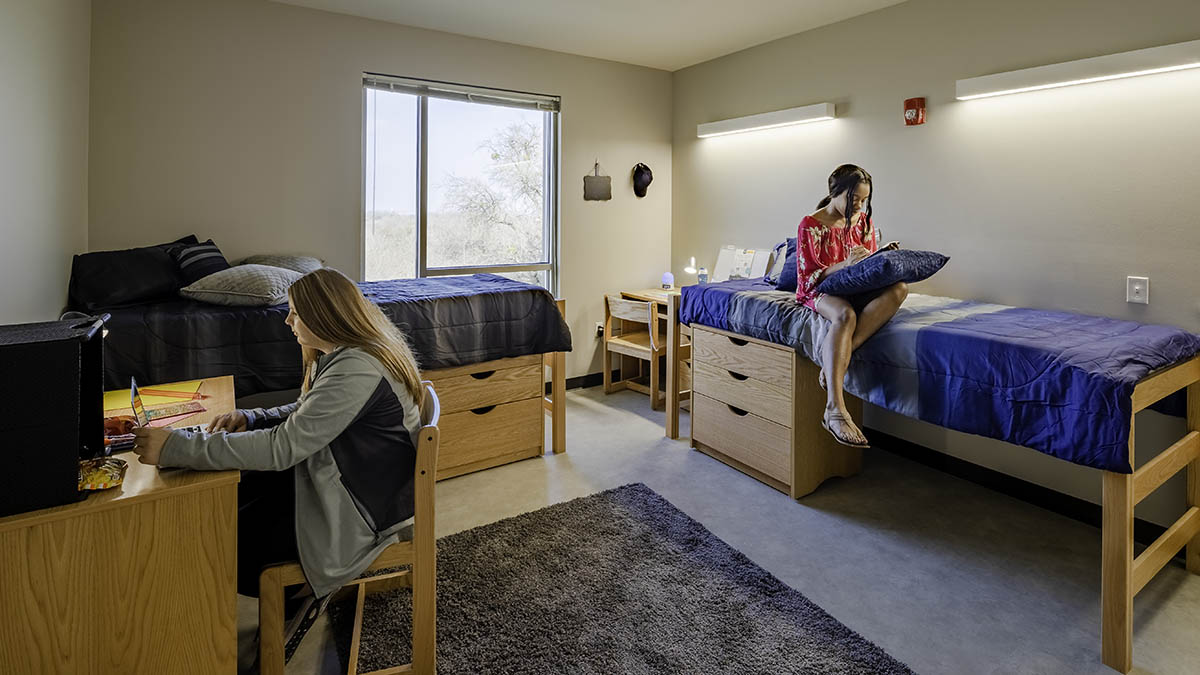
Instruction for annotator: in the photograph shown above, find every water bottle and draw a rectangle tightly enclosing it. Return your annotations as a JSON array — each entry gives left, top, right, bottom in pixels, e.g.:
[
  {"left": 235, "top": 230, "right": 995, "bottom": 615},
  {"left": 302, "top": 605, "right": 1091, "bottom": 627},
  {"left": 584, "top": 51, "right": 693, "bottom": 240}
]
[{"left": 697, "top": 267, "right": 709, "bottom": 284}]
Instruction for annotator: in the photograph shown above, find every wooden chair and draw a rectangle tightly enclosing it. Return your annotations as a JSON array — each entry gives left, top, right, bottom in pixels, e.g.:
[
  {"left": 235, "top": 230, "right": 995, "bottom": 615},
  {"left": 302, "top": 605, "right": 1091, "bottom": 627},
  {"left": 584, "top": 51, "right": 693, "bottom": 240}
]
[
  {"left": 258, "top": 381, "right": 441, "bottom": 675},
  {"left": 603, "top": 294, "right": 665, "bottom": 409}
]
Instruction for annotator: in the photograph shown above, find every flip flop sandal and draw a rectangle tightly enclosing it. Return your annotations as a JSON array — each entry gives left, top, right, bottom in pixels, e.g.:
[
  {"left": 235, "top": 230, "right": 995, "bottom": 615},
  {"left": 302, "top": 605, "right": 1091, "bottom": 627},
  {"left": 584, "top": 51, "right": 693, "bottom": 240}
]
[
  {"left": 283, "top": 594, "right": 332, "bottom": 663},
  {"left": 822, "top": 411, "right": 870, "bottom": 449}
]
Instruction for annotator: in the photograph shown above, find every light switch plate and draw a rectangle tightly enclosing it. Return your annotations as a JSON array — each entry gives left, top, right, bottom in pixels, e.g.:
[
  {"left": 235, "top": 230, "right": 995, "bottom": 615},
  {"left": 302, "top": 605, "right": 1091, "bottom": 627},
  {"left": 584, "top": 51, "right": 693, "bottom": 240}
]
[{"left": 1127, "top": 276, "right": 1149, "bottom": 304}]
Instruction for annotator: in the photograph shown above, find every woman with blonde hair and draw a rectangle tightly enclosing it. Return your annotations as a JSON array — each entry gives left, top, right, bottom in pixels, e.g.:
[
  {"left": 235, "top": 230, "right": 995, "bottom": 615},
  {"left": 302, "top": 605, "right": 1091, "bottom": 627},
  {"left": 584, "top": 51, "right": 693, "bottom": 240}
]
[{"left": 133, "top": 267, "right": 423, "bottom": 658}]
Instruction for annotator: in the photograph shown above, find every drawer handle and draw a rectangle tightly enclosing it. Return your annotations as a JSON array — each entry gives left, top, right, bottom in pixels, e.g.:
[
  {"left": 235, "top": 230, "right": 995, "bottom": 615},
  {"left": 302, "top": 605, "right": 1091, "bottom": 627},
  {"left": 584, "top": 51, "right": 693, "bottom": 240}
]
[
  {"left": 470, "top": 370, "right": 497, "bottom": 380},
  {"left": 727, "top": 371, "right": 748, "bottom": 381},
  {"left": 728, "top": 337, "right": 749, "bottom": 347},
  {"left": 727, "top": 405, "right": 749, "bottom": 416},
  {"left": 469, "top": 405, "right": 497, "bottom": 415}
]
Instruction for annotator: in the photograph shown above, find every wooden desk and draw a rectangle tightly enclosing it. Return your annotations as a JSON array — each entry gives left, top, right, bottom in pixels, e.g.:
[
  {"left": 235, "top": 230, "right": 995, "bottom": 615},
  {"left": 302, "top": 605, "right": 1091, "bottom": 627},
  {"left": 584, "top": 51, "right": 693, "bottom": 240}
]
[
  {"left": 618, "top": 289, "right": 692, "bottom": 429},
  {"left": 0, "top": 376, "right": 240, "bottom": 674}
]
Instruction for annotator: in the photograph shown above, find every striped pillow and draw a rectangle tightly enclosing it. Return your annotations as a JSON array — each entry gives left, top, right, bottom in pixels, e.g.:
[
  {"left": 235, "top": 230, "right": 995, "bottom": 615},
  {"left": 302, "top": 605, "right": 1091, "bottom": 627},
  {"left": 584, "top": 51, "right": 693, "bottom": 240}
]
[{"left": 172, "top": 239, "right": 231, "bottom": 284}]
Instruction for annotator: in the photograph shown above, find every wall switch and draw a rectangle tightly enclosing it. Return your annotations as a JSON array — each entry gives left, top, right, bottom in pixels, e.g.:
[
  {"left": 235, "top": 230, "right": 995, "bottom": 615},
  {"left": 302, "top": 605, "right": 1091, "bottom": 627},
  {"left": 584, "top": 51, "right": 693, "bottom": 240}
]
[
  {"left": 1126, "top": 276, "right": 1149, "bottom": 304},
  {"left": 595, "top": 322, "right": 604, "bottom": 338}
]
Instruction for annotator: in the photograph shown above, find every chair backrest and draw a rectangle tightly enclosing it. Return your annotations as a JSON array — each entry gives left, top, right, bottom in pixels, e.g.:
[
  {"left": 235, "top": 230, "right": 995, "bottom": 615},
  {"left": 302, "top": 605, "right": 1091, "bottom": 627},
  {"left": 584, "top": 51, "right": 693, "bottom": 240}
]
[
  {"left": 413, "top": 381, "right": 439, "bottom": 674},
  {"left": 419, "top": 380, "right": 440, "bottom": 428},
  {"left": 604, "top": 295, "right": 659, "bottom": 350},
  {"left": 416, "top": 381, "right": 440, "bottom": 488}
]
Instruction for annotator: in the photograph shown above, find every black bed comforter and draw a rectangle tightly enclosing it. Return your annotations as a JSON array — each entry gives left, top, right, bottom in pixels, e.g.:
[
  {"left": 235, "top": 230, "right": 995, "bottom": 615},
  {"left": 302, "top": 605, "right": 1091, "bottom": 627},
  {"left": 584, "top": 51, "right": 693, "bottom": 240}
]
[{"left": 100, "top": 274, "right": 572, "bottom": 397}]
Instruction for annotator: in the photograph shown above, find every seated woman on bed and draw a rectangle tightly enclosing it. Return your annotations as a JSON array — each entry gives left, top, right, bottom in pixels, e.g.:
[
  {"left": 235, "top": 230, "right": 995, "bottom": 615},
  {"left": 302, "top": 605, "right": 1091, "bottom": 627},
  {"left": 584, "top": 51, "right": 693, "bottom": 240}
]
[
  {"left": 798, "top": 164, "right": 907, "bottom": 449},
  {"left": 131, "top": 267, "right": 423, "bottom": 649}
]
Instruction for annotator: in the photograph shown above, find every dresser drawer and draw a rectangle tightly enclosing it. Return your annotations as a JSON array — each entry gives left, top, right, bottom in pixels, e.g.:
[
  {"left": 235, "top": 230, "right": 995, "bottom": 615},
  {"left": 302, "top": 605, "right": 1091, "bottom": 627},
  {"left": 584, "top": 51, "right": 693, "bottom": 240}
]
[
  {"left": 438, "top": 397, "right": 543, "bottom": 471},
  {"left": 692, "top": 328, "right": 791, "bottom": 390},
  {"left": 693, "top": 361, "right": 792, "bottom": 427},
  {"left": 692, "top": 393, "right": 790, "bottom": 484},
  {"left": 430, "top": 363, "right": 542, "bottom": 414}
]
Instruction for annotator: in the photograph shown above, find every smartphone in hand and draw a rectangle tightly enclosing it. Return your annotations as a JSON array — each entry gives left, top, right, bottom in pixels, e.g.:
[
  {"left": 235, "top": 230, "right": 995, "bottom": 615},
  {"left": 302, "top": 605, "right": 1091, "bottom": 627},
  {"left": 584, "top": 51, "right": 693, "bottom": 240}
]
[{"left": 862, "top": 241, "right": 900, "bottom": 261}]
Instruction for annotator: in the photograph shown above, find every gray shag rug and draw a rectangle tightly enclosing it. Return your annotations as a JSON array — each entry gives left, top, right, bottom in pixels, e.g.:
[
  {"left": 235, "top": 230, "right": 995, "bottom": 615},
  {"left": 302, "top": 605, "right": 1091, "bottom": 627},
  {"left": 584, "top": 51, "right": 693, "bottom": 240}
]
[{"left": 329, "top": 483, "right": 914, "bottom": 674}]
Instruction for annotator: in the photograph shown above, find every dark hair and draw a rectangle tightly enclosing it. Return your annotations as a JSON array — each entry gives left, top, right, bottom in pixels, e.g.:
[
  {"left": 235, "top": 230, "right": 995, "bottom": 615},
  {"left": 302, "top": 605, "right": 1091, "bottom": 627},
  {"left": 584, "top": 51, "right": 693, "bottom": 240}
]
[{"left": 816, "top": 164, "right": 873, "bottom": 236}]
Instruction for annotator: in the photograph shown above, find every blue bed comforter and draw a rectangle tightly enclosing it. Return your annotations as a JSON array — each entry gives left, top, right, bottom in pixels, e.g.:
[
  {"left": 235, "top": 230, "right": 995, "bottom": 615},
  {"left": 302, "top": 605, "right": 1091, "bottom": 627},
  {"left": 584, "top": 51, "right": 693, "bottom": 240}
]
[{"left": 680, "top": 280, "right": 1200, "bottom": 472}]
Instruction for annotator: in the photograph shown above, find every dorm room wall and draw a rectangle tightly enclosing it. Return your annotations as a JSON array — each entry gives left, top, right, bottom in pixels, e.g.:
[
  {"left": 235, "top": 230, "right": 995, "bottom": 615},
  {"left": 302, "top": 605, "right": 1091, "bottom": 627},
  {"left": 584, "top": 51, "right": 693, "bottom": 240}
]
[
  {"left": 0, "top": 0, "right": 90, "bottom": 323},
  {"left": 671, "top": 0, "right": 1200, "bottom": 526},
  {"left": 87, "top": 0, "right": 672, "bottom": 380}
]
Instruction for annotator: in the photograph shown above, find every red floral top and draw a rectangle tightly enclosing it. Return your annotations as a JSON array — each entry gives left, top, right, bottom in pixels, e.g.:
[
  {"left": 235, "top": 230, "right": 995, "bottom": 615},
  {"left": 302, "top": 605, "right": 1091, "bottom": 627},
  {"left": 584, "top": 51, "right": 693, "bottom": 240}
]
[{"left": 795, "top": 213, "right": 878, "bottom": 310}]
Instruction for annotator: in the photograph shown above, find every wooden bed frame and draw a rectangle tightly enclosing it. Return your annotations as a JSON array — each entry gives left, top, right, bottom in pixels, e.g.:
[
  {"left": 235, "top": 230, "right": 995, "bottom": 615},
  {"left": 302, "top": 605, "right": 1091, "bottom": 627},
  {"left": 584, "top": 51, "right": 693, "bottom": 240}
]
[
  {"left": 661, "top": 293, "right": 1200, "bottom": 673},
  {"left": 424, "top": 299, "right": 567, "bottom": 480}
]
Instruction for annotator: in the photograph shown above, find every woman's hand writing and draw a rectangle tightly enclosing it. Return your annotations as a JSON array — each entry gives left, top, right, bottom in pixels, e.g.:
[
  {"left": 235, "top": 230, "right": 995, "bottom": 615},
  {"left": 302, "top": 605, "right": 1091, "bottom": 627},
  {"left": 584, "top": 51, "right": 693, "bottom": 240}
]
[
  {"left": 208, "top": 410, "right": 248, "bottom": 433},
  {"left": 131, "top": 426, "right": 172, "bottom": 466}
]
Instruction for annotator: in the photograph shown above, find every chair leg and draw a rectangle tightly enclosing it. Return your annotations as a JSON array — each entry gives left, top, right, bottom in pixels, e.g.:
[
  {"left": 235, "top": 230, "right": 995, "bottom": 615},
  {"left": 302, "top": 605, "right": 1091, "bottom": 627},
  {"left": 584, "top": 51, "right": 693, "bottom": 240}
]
[
  {"left": 603, "top": 347, "right": 613, "bottom": 394},
  {"left": 650, "top": 353, "right": 662, "bottom": 411},
  {"left": 412, "top": 563, "right": 437, "bottom": 675},
  {"left": 346, "top": 584, "right": 367, "bottom": 675},
  {"left": 258, "top": 568, "right": 287, "bottom": 675}
]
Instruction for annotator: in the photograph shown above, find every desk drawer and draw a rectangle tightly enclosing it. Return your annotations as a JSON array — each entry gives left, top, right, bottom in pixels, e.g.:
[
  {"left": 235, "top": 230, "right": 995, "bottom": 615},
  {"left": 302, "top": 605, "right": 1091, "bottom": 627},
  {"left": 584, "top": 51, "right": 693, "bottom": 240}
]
[
  {"left": 692, "top": 393, "right": 790, "bottom": 484},
  {"left": 693, "top": 361, "right": 791, "bottom": 427},
  {"left": 438, "top": 397, "right": 543, "bottom": 470},
  {"left": 692, "top": 328, "right": 791, "bottom": 389},
  {"left": 431, "top": 364, "right": 542, "bottom": 414}
]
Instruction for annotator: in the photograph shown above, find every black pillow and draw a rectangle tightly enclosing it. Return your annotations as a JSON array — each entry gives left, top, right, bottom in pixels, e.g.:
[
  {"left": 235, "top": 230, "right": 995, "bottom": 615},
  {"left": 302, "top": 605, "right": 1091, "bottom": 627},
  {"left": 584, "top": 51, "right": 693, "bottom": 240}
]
[
  {"left": 816, "top": 249, "right": 950, "bottom": 296},
  {"left": 68, "top": 235, "right": 199, "bottom": 311},
  {"left": 171, "top": 239, "right": 231, "bottom": 285}
]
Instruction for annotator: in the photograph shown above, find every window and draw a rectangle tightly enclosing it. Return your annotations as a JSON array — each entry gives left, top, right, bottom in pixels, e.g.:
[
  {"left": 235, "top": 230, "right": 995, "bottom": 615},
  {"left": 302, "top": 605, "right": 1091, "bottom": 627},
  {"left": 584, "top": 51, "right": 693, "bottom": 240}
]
[{"left": 363, "top": 74, "right": 560, "bottom": 293}]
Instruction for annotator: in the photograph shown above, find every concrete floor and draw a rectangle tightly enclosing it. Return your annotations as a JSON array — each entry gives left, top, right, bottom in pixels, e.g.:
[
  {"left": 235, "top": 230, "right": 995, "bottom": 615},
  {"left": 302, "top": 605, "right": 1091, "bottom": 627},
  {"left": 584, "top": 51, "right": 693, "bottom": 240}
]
[{"left": 241, "top": 387, "right": 1200, "bottom": 674}]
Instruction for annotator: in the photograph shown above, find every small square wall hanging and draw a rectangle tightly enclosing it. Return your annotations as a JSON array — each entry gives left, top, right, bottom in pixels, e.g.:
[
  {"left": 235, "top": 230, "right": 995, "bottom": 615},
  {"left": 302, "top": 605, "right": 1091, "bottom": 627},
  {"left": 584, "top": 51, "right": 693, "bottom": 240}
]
[
  {"left": 583, "top": 161, "right": 612, "bottom": 201},
  {"left": 904, "top": 97, "right": 926, "bottom": 125}
]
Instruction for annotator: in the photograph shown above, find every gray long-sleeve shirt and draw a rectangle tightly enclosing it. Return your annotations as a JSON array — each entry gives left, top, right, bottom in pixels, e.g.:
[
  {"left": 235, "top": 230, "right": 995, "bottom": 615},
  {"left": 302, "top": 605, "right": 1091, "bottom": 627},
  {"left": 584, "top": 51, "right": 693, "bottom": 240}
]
[{"left": 161, "top": 346, "right": 420, "bottom": 597}]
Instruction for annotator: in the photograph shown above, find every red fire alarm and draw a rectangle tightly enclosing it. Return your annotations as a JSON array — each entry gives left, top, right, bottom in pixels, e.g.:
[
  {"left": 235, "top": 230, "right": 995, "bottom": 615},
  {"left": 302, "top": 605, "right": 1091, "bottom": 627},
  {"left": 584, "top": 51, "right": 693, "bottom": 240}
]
[{"left": 904, "top": 97, "right": 926, "bottom": 126}]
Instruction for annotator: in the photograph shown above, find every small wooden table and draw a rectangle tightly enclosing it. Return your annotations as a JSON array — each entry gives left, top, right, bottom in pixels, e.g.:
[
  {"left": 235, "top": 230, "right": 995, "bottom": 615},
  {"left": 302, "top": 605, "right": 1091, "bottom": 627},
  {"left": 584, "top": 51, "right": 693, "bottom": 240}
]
[
  {"left": 0, "top": 376, "right": 240, "bottom": 674},
  {"left": 617, "top": 289, "right": 692, "bottom": 426}
]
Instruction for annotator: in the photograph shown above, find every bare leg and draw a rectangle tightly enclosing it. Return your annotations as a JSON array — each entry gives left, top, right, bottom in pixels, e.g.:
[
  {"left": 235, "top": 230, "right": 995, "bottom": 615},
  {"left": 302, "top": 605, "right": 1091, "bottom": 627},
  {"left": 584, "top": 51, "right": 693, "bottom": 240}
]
[
  {"left": 851, "top": 282, "right": 908, "bottom": 350},
  {"left": 814, "top": 295, "right": 867, "bottom": 446},
  {"left": 819, "top": 282, "right": 909, "bottom": 390}
]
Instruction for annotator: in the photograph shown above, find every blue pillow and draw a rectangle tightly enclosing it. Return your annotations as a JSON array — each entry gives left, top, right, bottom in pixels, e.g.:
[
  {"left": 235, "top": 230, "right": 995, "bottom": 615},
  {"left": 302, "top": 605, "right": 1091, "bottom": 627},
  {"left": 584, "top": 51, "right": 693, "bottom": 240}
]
[
  {"left": 816, "top": 249, "right": 949, "bottom": 296},
  {"left": 763, "top": 240, "right": 789, "bottom": 284},
  {"left": 774, "top": 237, "right": 798, "bottom": 292}
]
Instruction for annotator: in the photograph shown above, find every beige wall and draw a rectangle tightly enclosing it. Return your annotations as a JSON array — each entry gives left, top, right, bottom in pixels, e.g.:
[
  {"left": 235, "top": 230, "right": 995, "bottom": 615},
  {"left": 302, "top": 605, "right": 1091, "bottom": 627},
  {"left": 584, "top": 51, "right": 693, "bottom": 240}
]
[
  {"left": 0, "top": 0, "right": 91, "bottom": 323},
  {"left": 672, "top": 0, "right": 1200, "bottom": 524},
  {"left": 89, "top": 0, "right": 672, "bottom": 378}
]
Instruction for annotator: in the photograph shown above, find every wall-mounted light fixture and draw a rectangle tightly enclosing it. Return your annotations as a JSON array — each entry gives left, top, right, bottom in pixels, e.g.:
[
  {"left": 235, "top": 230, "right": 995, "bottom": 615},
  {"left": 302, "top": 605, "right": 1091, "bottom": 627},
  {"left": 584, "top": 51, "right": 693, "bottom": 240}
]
[
  {"left": 956, "top": 38, "right": 1200, "bottom": 101},
  {"left": 696, "top": 102, "right": 836, "bottom": 138}
]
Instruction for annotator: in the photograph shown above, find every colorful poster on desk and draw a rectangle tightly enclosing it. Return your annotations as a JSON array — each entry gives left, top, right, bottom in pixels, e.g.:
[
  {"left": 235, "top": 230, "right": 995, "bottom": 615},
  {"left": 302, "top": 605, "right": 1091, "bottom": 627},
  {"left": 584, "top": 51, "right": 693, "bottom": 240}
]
[
  {"left": 712, "top": 246, "right": 771, "bottom": 282},
  {"left": 104, "top": 379, "right": 205, "bottom": 415}
]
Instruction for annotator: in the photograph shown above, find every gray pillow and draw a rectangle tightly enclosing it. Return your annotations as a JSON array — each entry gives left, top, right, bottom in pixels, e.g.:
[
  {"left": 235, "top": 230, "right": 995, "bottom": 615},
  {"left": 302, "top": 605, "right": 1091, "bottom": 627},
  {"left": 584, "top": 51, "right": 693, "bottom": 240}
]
[
  {"left": 180, "top": 264, "right": 303, "bottom": 306},
  {"left": 238, "top": 254, "right": 324, "bottom": 275}
]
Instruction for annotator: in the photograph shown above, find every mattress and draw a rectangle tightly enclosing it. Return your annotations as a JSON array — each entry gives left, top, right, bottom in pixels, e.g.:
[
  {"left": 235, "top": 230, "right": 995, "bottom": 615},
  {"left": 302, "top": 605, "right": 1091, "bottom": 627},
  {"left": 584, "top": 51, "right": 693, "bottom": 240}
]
[
  {"left": 101, "top": 274, "right": 571, "bottom": 398},
  {"left": 679, "top": 279, "right": 1200, "bottom": 472}
]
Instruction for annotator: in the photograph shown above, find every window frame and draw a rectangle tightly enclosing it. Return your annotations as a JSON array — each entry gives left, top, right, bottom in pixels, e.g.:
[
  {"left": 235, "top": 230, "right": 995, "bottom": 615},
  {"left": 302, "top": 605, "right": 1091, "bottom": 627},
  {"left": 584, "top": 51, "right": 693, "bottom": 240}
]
[{"left": 361, "top": 74, "right": 561, "bottom": 295}]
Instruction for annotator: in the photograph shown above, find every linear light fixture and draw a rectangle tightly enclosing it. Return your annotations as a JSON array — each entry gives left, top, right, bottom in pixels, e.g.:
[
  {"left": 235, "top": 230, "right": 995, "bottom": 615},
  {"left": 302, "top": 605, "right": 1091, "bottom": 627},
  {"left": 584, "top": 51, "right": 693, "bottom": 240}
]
[
  {"left": 696, "top": 102, "right": 835, "bottom": 138},
  {"left": 956, "top": 38, "right": 1200, "bottom": 101}
]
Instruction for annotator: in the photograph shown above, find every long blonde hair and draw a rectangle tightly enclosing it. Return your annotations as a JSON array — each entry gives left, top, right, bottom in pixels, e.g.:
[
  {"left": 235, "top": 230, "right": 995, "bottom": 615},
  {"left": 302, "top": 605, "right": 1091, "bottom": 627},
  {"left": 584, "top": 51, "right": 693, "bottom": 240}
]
[{"left": 288, "top": 268, "right": 422, "bottom": 401}]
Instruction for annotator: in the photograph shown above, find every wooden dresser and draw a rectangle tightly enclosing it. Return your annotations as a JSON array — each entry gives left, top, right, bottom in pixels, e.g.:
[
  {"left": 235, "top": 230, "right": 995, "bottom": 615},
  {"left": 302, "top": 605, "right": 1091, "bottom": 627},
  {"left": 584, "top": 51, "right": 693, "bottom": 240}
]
[
  {"left": 426, "top": 354, "right": 547, "bottom": 480},
  {"left": 690, "top": 325, "right": 861, "bottom": 498}
]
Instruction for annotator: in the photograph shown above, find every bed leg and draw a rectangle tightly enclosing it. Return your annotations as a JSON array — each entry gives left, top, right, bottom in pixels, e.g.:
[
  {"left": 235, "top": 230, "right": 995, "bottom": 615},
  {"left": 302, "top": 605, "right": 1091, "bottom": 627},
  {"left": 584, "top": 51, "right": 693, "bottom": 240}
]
[
  {"left": 1187, "top": 383, "right": 1200, "bottom": 574},
  {"left": 1102, "top": 469, "right": 1134, "bottom": 674},
  {"left": 550, "top": 350, "right": 566, "bottom": 453},
  {"left": 666, "top": 293, "right": 681, "bottom": 439}
]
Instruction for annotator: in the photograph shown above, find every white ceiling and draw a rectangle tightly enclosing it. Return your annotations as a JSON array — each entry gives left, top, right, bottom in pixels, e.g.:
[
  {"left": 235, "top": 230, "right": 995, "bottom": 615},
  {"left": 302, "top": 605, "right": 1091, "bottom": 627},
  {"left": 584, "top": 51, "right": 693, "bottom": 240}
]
[{"left": 273, "top": 0, "right": 908, "bottom": 71}]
